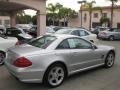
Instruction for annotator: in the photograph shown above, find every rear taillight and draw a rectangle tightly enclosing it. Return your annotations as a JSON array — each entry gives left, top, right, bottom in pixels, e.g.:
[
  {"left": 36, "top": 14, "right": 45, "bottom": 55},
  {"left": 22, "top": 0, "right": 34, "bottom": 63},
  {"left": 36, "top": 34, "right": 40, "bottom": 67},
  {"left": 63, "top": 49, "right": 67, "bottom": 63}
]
[
  {"left": 13, "top": 57, "right": 32, "bottom": 67},
  {"left": 15, "top": 41, "right": 21, "bottom": 45}
]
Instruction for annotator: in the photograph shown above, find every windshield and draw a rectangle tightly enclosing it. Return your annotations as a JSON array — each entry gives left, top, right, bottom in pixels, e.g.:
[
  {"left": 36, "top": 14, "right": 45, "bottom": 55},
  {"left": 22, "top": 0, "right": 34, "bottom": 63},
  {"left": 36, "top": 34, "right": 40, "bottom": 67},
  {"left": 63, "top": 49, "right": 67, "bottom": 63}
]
[
  {"left": 55, "top": 29, "right": 72, "bottom": 34},
  {"left": 46, "top": 27, "right": 55, "bottom": 33},
  {"left": 28, "top": 36, "right": 57, "bottom": 49},
  {"left": 18, "top": 28, "right": 26, "bottom": 34}
]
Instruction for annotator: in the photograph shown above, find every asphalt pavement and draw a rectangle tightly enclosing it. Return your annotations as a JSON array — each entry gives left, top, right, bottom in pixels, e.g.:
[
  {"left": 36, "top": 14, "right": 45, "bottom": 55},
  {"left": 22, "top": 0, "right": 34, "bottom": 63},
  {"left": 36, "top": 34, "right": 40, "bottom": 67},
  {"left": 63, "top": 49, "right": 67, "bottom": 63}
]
[{"left": 0, "top": 40, "right": 120, "bottom": 90}]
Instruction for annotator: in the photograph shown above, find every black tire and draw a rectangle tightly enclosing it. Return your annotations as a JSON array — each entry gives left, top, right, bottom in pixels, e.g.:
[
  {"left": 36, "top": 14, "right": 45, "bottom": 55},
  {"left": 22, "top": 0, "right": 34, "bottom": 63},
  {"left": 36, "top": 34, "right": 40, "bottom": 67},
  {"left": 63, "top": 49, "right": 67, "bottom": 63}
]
[
  {"left": 0, "top": 52, "right": 5, "bottom": 65},
  {"left": 109, "top": 36, "right": 114, "bottom": 41},
  {"left": 104, "top": 52, "right": 115, "bottom": 68},
  {"left": 43, "top": 63, "right": 66, "bottom": 88}
]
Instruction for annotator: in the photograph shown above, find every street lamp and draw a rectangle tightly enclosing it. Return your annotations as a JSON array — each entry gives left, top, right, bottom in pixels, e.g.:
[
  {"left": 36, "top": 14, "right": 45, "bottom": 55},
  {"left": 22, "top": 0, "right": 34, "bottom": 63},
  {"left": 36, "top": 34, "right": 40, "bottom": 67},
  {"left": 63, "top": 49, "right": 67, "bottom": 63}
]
[{"left": 77, "top": 0, "right": 86, "bottom": 27}]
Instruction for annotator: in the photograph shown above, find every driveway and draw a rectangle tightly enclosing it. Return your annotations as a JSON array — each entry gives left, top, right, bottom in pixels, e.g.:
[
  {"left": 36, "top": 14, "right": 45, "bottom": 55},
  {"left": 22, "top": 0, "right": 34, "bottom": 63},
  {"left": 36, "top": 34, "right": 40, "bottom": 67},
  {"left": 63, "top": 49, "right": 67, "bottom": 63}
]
[{"left": 0, "top": 40, "right": 120, "bottom": 90}]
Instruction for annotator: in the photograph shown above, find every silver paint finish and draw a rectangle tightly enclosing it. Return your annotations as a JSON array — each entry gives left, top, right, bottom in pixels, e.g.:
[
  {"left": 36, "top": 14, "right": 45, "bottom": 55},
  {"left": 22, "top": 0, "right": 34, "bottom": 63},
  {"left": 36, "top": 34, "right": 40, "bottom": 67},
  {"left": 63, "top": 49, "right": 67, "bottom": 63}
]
[{"left": 5, "top": 34, "right": 115, "bottom": 83}]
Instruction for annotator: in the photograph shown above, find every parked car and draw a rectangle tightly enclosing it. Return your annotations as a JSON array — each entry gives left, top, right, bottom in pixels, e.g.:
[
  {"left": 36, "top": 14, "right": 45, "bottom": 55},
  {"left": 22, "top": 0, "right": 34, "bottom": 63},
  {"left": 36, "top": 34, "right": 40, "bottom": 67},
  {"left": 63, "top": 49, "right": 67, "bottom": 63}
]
[
  {"left": 98, "top": 28, "right": 120, "bottom": 41},
  {"left": 0, "top": 25, "right": 6, "bottom": 34},
  {"left": 46, "top": 27, "right": 55, "bottom": 34},
  {"left": 0, "top": 34, "right": 18, "bottom": 65},
  {"left": 5, "top": 34, "right": 115, "bottom": 87},
  {"left": 55, "top": 28, "right": 97, "bottom": 43},
  {"left": 28, "top": 25, "right": 37, "bottom": 38},
  {"left": 29, "top": 26, "right": 55, "bottom": 37},
  {"left": 5, "top": 27, "right": 33, "bottom": 43},
  {"left": 49, "top": 26, "right": 69, "bottom": 32},
  {"left": 91, "top": 27, "right": 108, "bottom": 36},
  {"left": 16, "top": 24, "right": 32, "bottom": 33}
]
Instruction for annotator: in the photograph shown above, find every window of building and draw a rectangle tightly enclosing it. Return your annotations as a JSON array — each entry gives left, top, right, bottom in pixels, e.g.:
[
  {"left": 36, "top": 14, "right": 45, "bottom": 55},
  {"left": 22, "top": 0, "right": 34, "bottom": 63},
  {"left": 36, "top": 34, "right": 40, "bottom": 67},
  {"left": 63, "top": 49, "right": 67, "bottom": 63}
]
[
  {"left": 94, "top": 13, "right": 98, "bottom": 18},
  {"left": 102, "top": 13, "right": 107, "bottom": 17}
]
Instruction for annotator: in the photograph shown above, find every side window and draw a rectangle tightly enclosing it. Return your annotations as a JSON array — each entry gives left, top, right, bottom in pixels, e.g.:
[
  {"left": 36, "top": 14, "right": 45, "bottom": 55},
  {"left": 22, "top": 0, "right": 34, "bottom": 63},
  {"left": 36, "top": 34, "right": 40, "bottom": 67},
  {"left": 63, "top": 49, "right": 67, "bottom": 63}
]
[
  {"left": 14, "top": 30, "right": 21, "bottom": 35},
  {"left": 71, "top": 30, "right": 79, "bottom": 36},
  {"left": 68, "top": 38, "right": 92, "bottom": 49},
  {"left": 79, "top": 30, "right": 89, "bottom": 36},
  {"left": 57, "top": 40, "right": 70, "bottom": 49},
  {"left": 84, "top": 31, "right": 89, "bottom": 35},
  {"left": 57, "top": 38, "right": 92, "bottom": 49}
]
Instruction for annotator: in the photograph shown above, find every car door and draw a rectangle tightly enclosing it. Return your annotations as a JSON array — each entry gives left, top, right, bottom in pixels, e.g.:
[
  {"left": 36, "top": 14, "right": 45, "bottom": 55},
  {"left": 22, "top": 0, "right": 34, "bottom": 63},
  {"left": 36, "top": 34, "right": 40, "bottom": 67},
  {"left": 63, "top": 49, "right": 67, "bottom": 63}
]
[
  {"left": 78, "top": 30, "right": 90, "bottom": 40},
  {"left": 114, "top": 29, "right": 120, "bottom": 39},
  {"left": 66, "top": 38, "right": 103, "bottom": 73},
  {"left": 118, "top": 29, "right": 120, "bottom": 39},
  {"left": 55, "top": 39, "right": 75, "bottom": 68}
]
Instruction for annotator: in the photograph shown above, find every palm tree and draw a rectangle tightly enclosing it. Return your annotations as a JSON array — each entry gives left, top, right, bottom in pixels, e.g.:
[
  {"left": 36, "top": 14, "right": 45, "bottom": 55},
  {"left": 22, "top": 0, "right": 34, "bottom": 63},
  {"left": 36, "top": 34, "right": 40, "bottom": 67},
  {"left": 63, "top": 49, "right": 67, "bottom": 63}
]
[
  {"left": 47, "top": 3, "right": 57, "bottom": 25},
  {"left": 100, "top": 17, "right": 110, "bottom": 27},
  {"left": 56, "top": 3, "right": 63, "bottom": 26},
  {"left": 59, "top": 7, "right": 77, "bottom": 26},
  {"left": 83, "top": 1, "right": 96, "bottom": 30},
  {"left": 107, "top": 0, "right": 119, "bottom": 28}
]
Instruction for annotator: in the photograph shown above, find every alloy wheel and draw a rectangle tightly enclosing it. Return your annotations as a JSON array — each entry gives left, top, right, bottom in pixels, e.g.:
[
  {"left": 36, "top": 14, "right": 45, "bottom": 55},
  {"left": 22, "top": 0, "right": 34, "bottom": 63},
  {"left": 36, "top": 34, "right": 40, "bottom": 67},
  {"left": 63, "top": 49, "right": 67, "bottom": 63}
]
[
  {"left": 48, "top": 66, "right": 65, "bottom": 86},
  {"left": 105, "top": 52, "right": 115, "bottom": 68},
  {"left": 106, "top": 53, "right": 114, "bottom": 67},
  {"left": 0, "top": 52, "right": 5, "bottom": 65}
]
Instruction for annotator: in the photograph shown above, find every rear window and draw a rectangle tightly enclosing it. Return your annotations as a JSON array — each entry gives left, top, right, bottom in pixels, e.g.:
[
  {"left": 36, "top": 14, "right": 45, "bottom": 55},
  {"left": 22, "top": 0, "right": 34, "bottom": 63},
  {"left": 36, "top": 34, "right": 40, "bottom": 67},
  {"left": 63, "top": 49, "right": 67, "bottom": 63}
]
[{"left": 28, "top": 36, "right": 57, "bottom": 49}]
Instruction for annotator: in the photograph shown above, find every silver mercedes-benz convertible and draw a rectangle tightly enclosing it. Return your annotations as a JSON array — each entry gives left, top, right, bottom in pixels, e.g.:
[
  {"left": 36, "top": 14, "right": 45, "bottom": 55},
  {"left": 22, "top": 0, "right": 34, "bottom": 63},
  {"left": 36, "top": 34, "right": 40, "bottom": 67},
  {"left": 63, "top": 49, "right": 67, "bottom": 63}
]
[{"left": 5, "top": 34, "right": 115, "bottom": 87}]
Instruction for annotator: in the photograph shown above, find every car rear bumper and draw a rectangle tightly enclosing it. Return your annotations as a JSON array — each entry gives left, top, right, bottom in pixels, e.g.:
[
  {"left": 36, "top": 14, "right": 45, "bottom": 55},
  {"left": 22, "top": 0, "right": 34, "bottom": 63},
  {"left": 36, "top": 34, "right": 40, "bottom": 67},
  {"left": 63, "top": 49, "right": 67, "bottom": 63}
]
[{"left": 5, "top": 61, "right": 45, "bottom": 83}]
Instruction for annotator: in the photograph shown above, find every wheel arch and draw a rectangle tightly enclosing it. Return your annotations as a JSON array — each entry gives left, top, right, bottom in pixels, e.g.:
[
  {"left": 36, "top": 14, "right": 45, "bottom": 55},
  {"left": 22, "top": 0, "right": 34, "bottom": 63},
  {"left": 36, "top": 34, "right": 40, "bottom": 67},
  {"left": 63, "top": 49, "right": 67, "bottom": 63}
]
[
  {"left": 109, "top": 35, "right": 114, "bottom": 38},
  {"left": 0, "top": 50, "right": 6, "bottom": 57},
  {"left": 43, "top": 61, "right": 68, "bottom": 82},
  {"left": 109, "top": 50, "right": 115, "bottom": 56}
]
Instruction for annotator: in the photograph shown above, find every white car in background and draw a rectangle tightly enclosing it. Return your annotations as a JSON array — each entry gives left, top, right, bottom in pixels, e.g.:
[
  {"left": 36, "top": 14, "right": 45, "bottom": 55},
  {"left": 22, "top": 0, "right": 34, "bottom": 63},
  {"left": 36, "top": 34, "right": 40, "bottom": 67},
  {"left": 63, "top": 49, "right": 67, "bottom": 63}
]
[
  {"left": 0, "top": 35, "right": 18, "bottom": 65},
  {"left": 46, "top": 27, "right": 55, "bottom": 34},
  {"left": 0, "top": 25, "right": 6, "bottom": 34},
  {"left": 6, "top": 27, "right": 33, "bottom": 41},
  {"left": 55, "top": 28, "right": 97, "bottom": 43}
]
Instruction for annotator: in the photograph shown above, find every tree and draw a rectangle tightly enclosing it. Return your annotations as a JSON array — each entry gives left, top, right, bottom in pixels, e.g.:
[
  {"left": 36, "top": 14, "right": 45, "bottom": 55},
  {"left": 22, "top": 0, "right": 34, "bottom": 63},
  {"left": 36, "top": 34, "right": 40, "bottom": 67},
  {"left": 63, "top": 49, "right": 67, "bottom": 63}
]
[
  {"left": 47, "top": 3, "right": 77, "bottom": 26},
  {"left": 100, "top": 17, "right": 110, "bottom": 27},
  {"left": 17, "top": 15, "right": 32, "bottom": 24},
  {"left": 82, "top": 1, "right": 96, "bottom": 30},
  {"left": 56, "top": 3, "right": 63, "bottom": 26},
  {"left": 32, "top": 15, "right": 37, "bottom": 25},
  {"left": 47, "top": 3, "right": 58, "bottom": 25},
  {"left": 107, "top": 0, "right": 119, "bottom": 28},
  {"left": 59, "top": 7, "right": 78, "bottom": 26}
]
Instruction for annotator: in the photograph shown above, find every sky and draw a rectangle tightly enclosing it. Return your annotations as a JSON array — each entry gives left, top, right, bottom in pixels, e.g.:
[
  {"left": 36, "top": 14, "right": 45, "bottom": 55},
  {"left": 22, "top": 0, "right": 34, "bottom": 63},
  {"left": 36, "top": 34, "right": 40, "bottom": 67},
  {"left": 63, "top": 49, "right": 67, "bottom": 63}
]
[{"left": 25, "top": 0, "right": 120, "bottom": 16}]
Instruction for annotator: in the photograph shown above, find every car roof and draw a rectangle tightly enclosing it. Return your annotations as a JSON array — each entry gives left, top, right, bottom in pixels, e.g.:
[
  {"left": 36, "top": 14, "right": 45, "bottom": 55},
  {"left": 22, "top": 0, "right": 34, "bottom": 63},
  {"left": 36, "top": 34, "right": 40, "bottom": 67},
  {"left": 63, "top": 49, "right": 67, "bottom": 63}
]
[
  {"left": 49, "top": 34, "right": 80, "bottom": 39},
  {"left": 58, "top": 28, "right": 88, "bottom": 31}
]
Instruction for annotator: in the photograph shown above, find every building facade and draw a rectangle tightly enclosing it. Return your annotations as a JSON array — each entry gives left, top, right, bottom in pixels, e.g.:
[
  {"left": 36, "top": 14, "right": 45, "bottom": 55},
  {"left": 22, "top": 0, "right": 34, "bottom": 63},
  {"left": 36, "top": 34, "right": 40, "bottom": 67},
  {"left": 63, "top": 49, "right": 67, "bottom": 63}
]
[
  {"left": 68, "top": 6, "right": 120, "bottom": 29},
  {"left": 0, "top": 16, "right": 10, "bottom": 27},
  {"left": 0, "top": 0, "right": 46, "bottom": 36}
]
